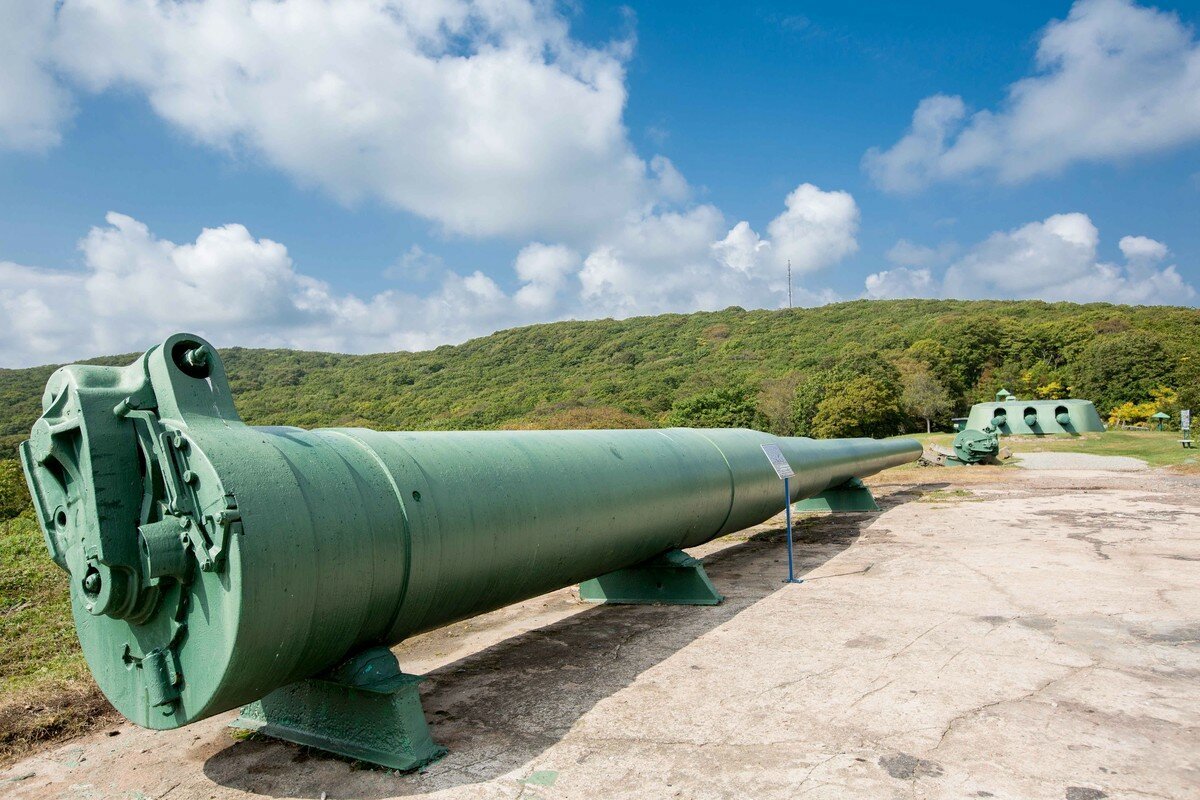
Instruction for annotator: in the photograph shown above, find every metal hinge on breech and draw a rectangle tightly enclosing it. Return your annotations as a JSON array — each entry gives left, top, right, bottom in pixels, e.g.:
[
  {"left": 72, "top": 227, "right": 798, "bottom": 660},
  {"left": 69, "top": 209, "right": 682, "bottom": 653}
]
[{"left": 116, "top": 398, "right": 241, "bottom": 577}]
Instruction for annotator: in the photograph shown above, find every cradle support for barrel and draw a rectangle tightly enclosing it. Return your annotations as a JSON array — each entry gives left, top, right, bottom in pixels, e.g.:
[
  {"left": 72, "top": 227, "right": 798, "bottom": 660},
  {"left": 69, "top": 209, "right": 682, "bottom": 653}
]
[
  {"left": 793, "top": 477, "right": 879, "bottom": 512},
  {"left": 231, "top": 647, "right": 445, "bottom": 771},
  {"left": 578, "top": 548, "right": 722, "bottom": 605}
]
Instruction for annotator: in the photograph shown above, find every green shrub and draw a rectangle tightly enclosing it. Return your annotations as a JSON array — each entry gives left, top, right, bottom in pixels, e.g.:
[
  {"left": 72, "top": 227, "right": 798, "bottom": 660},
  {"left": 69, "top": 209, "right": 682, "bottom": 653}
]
[
  {"left": 666, "top": 387, "right": 762, "bottom": 428},
  {"left": 0, "top": 460, "right": 31, "bottom": 522},
  {"left": 811, "top": 376, "right": 906, "bottom": 439}
]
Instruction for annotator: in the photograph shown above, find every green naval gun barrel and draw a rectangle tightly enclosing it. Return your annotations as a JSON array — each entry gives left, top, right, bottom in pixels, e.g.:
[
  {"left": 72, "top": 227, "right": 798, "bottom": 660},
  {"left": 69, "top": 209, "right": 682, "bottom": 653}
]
[{"left": 20, "top": 333, "right": 920, "bottom": 768}]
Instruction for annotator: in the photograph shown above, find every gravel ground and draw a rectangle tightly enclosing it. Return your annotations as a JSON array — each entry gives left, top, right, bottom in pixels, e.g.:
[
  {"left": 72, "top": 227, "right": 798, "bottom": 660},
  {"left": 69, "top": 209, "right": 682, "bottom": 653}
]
[{"left": 1014, "top": 452, "right": 1148, "bottom": 471}]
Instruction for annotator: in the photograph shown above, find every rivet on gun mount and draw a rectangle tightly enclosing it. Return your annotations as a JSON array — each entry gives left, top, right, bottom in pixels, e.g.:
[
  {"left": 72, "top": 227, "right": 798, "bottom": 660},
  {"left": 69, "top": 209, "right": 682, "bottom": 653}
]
[{"left": 20, "top": 333, "right": 921, "bottom": 770}]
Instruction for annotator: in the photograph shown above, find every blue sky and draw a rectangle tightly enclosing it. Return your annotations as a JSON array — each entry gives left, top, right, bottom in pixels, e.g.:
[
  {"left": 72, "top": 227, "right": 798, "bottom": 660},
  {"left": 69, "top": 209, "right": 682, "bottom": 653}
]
[{"left": 1, "top": 0, "right": 1198, "bottom": 366}]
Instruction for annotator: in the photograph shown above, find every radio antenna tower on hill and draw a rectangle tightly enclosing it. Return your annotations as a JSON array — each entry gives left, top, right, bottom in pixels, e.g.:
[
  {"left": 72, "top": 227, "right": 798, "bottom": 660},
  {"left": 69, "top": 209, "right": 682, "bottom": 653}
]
[{"left": 787, "top": 259, "right": 793, "bottom": 309}]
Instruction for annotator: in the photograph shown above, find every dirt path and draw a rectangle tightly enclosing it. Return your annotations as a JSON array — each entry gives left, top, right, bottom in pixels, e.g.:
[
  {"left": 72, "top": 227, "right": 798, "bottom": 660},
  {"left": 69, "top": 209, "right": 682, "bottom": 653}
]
[{"left": 3, "top": 467, "right": 1198, "bottom": 799}]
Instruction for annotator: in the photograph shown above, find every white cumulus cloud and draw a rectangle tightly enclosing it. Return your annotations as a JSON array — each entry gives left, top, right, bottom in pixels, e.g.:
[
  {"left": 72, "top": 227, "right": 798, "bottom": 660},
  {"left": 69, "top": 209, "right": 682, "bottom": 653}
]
[
  {"left": 5, "top": 0, "right": 674, "bottom": 241},
  {"left": 864, "top": 0, "right": 1200, "bottom": 191},
  {"left": 513, "top": 243, "right": 580, "bottom": 310},
  {"left": 0, "top": 212, "right": 571, "bottom": 365},
  {"left": 579, "top": 205, "right": 733, "bottom": 317},
  {"left": 0, "top": 1, "right": 73, "bottom": 150},
  {"left": 863, "top": 267, "right": 936, "bottom": 300},
  {"left": 765, "top": 184, "right": 859, "bottom": 272},
  {"left": 1118, "top": 234, "right": 1170, "bottom": 263},
  {"left": 863, "top": 213, "right": 1194, "bottom": 305},
  {"left": 711, "top": 221, "right": 769, "bottom": 274},
  {"left": 578, "top": 184, "right": 857, "bottom": 317},
  {"left": 1, "top": 183, "right": 860, "bottom": 365}
]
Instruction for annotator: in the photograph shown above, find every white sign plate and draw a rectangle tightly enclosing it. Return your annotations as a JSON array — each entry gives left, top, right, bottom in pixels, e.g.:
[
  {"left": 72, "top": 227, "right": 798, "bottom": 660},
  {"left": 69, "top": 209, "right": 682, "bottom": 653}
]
[
  {"left": 760, "top": 444, "right": 795, "bottom": 479},
  {"left": 1183, "top": 409, "right": 1191, "bottom": 430}
]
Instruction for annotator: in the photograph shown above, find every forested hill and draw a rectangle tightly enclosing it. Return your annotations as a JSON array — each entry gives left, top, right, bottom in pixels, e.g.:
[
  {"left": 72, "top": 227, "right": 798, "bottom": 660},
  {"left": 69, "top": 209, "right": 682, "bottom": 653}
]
[{"left": 2, "top": 299, "right": 1199, "bottom": 455}]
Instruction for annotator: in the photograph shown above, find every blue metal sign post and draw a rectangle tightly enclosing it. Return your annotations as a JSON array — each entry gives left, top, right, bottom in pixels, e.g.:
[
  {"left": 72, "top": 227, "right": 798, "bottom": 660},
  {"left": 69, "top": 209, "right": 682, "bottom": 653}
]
[{"left": 761, "top": 444, "right": 803, "bottom": 585}]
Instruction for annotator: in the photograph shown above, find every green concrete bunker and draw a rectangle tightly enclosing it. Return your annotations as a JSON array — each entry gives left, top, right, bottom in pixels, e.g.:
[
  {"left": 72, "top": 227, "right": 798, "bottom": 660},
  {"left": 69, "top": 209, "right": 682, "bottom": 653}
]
[
  {"left": 18, "top": 333, "right": 921, "bottom": 771},
  {"left": 965, "top": 396, "right": 1105, "bottom": 436}
]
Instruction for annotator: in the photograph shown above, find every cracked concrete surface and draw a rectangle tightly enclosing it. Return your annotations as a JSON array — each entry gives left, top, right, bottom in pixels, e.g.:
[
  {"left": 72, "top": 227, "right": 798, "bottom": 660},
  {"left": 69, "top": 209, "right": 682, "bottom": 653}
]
[{"left": 2, "top": 467, "right": 1198, "bottom": 799}]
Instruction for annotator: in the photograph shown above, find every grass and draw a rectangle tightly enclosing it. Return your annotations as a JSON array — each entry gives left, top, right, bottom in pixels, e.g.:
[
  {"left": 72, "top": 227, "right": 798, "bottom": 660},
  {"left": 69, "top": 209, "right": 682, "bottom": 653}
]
[
  {"left": 0, "top": 516, "right": 85, "bottom": 692},
  {"left": 0, "top": 514, "right": 111, "bottom": 766},
  {"left": 916, "top": 488, "right": 979, "bottom": 503},
  {"left": 889, "top": 428, "right": 1199, "bottom": 471},
  {"left": 873, "top": 428, "right": 1200, "bottom": 489}
]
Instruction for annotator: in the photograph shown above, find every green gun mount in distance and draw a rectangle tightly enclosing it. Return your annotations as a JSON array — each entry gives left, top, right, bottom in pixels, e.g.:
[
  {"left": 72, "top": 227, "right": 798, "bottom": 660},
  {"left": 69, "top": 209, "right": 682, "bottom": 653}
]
[
  {"left": 20, "top": 333, "right": 922, "bottom": 770},
  {"left": 965, "top": 398, "right": 1106, "bottom": 436},
  {"left": 923, "top": 423, "right": 1006, "bottom": 466}
]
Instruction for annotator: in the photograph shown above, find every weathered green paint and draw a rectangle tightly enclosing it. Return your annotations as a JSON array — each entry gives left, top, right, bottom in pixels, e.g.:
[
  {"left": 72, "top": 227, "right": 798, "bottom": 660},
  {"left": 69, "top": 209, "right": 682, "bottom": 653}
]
[
  {"left": 20, "top": 333, "right": 920, "bottom": 765},
  {"left": 965, "top": 399, "right": 1105, "bottom": 435},
  {"left": 792, "top": 477, "right": 880, "bottom": 512},
  {"left": 950, "top": 427, "right": 1001, "bottom": 465},
  {"left": 577, "top": 549, "right": 723, "bottom": 605},
  {"left": 233, "top": 647, "right": 444, "bottom": 770}
]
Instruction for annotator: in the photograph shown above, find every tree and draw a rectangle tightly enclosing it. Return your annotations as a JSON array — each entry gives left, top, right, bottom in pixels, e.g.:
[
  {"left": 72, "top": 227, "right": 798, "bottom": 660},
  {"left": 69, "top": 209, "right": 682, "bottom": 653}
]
[
  {"left": 810, "top": 376, "right": 906, "bottom": 439},
  {"left": 1174, "top": 356, "right": 1200, "bottom": 418},
  {"left": 1107, "top": 401, "right": 1157, "bottom": 427},
  {"left": 1149, "top": 386, "right": 1181, "bottom": 430},
  {"left": 1016, "top": 362, "right": 1068, "bottom": 399},
  {"left": 756, "top": 373, "right": 801, "bottom": 436},
  {"left": 666, "top": 387, "right": 762, "bottom": 428},
  {"left": 1073, "top": 332, "right": 1175, "bottom": 413},
  {"left": 904, "top": 339, "right": 957, "bottom": 391},
  {"left": 1035, "top": 380, "right": 1069, "bottom": 400},
  {"left": 935, "top": 314, "right": 1005, "bottom": 392},
  {"left": 791, "top": 378, "right": 827, "bottom": 437},
  {"left": 791, "top": 347, "right": 903, "bottom": 436},
  {"left": 900, "top": 363, "right": 953, "bottom": 433},
  {"left": 0, "top": 460, "right": 32, "bottom": 521}
]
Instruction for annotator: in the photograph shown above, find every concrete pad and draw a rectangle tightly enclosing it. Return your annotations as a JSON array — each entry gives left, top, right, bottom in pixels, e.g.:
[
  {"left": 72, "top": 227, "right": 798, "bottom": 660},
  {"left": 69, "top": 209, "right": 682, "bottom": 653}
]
[
  {"left": 1014, "top": 452, "right": 1148, "bottom": 471},
  {"left": 2, "top": 469, "right": 1198, "bottom": 800}
]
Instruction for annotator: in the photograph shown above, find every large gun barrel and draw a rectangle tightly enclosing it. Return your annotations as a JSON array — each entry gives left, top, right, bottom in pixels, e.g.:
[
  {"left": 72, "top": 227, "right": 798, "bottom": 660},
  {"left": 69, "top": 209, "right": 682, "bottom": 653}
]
[{"left": 20, "top": 333, "right": 919, "bottom": 766}]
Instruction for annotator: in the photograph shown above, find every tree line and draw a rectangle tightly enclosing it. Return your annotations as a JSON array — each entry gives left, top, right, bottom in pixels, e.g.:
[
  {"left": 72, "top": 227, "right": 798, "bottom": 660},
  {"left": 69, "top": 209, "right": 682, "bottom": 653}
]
[
  {"left": 2, "top": 300, "right": 1198, "bottom": 458},
  {"left": 667, "top": 325, "right": 1194, "bottom": 437}
]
